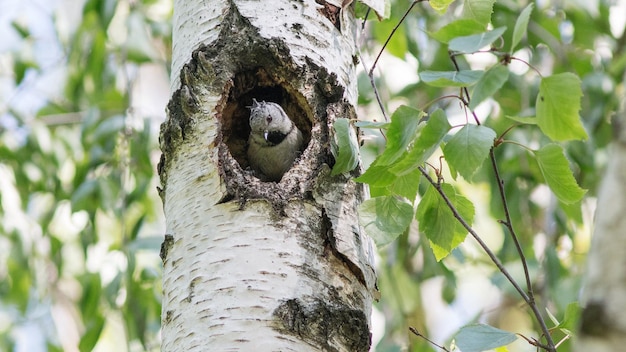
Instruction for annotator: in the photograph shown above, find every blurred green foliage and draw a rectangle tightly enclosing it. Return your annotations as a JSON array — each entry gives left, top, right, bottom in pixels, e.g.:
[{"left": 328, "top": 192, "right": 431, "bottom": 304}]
[{"left": 0, "top": 0, "right": 170, "bottom": 350}]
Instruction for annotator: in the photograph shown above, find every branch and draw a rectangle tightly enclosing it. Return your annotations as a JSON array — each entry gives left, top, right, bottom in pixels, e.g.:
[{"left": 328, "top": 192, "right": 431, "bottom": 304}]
[{"left": 417, "top": 166, "right": 556, "bottom": 352}]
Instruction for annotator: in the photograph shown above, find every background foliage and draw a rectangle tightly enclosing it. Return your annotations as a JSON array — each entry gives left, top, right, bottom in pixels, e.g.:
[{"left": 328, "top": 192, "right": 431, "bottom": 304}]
[
  {"left": 0, "top": 0, "right": 170, "bottom": 350},
  {"left": 0, "top": 0, "right": 624, "bottom": 351}
]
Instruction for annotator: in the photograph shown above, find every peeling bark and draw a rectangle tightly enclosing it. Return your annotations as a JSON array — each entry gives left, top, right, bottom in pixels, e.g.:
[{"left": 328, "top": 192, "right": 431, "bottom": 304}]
[{"left": 159, "top": 1, "right": 376, "bottom": 351}]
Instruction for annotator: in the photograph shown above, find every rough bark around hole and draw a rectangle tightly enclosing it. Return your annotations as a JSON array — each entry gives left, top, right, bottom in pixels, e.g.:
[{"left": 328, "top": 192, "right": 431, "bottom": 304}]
[{"left": 159, "top": 3, "right": 356, "bottom": 210}]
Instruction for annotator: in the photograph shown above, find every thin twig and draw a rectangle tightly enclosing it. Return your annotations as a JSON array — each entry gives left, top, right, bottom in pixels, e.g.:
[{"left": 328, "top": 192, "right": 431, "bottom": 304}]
[
  {"left": 368, "top": 0, "right": 426, "bottom": 77},
  {"left": 409, "top": 327, "right": 450, "bottom": 352},
  {"left": 489, "top": 149, "right": 533, "bottom": 295},
  {"left": 363, "top": 0, "right": 425, "bottom": 121},
  {"left": 489, "top": 148, "right": 555, "bottom": 351}
]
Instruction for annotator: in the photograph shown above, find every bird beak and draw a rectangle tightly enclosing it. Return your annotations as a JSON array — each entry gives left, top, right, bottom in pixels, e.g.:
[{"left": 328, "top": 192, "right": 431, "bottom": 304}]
[{"left": 264, "top": 131, "right": 269, "bottom": 141}]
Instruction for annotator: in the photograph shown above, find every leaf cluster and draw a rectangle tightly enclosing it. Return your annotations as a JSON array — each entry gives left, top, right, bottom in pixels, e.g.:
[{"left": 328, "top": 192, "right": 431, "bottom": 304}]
[{"left": 336, "top": 0, "right": 623, "bottom": 350}]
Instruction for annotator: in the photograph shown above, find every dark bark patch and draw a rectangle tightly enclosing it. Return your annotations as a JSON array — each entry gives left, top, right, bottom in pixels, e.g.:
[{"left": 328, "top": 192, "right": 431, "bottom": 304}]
[
  {"left": 160, "top": 234, "right": 174, "bottom": 263},
  {"left": 321, "top": 209, "right": 367, "bottom": 289},
  {"left": 579, "top": 300, "right": 611, "bottom": 337},
  {"left": 316, "top": 0, "right": 342, "bottom": 31},
  {"left": 273, "top": 298, "right": 371, "bottom": 352}
]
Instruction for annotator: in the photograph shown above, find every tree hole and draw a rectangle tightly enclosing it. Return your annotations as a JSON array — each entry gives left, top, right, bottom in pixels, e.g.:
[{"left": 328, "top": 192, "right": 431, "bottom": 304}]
[{"left": 220, "top": 68, "right": 313, "bottom": 173}]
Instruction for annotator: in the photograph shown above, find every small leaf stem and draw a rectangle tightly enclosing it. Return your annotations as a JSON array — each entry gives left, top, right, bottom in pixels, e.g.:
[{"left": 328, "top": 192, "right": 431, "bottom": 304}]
[
  {"left": 409, "top": 327, "right": 450, "bottom": 352},
  {"left": 449, "top": 54, "right": 480, "bottom": 125},
  {"left": 509, "top": 56, "right": 544, "bottom": 77}
]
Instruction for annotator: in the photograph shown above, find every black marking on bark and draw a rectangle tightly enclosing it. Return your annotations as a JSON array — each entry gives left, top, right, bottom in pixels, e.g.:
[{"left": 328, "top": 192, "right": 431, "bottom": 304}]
[
  {"left": 160, "top": 234, "right": 174, "bottom": 263},
  {"left": 321, "top": 209, "right": 367, "bottom": 288},
  {"left": 164, "top": 310, "right": 173, "bottom": 325},
  {"left": 579, "top": 300, "right": 611, "bottom": 337},
  {"left": 273, "top": 298, "right": 370, "bottom": 352},
  {"left": 187, "top": 277, "right": 201, "bottom": 303}
]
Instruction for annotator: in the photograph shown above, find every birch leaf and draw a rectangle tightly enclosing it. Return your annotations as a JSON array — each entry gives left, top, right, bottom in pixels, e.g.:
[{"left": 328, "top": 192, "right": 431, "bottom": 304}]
[
  {"left": 511, "top": 3, "right": 534, "bottom": 52},
  {"left": 359, "top": 196, "right": 414, "bottom": 246},
  {"left": 331, "top": 118, "right": 360, "bottom": 175},
  {"left": 420, "top": 70, "right": 483, "bottom": 87},
  {"left": 449, "top": 27, "right": 506, "bottom": 53},
  {"left": 455, "top": 324, "right": 517, "bottom": 352},
  {"left": 443, "top": 124, "right": 496, "bottom": 180},
  {"left": 417, "top": 183, "right": 474, "bottom": 261},
  {"left": 536, "top": 73, "right": 588, "bottom": 141},
  {"left": 534, "top": 144, "right": 587, "bottom": 204}
]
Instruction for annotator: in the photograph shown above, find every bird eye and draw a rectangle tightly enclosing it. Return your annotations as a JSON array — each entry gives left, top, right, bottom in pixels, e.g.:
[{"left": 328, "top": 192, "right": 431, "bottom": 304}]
[{"left": 266, "top": 116, "right": 272, "bottom": 123}]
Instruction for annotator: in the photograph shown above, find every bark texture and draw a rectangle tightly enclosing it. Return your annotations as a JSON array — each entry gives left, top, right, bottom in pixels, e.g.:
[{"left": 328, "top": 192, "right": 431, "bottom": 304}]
[
  {"left": 159, "top": 1, "right": 376, "bottom": 351},
  {"left": 575, "top": 110, "right": 626, "bottom": 351}
]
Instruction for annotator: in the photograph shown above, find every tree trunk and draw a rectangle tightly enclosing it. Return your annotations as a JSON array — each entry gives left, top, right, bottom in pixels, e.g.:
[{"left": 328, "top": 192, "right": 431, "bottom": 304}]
[
  {"left": 575, "top": 109, "right": 626, "bottom": 351},
  {"left": 158, "top": 1, "right": 376, "bottom": 351}
]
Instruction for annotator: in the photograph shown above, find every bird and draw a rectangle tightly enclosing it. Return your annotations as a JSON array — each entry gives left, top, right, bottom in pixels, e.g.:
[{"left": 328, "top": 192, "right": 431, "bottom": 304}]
[{"left": 247, "top": 99, "right": 304, "bottom": 181}]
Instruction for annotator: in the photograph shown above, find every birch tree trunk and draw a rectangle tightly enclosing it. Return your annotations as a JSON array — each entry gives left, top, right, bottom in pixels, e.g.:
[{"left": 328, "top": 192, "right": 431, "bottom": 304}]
[
  {"left": 158, "top": 1, "right": 377, "bottom": 351},
  {"left": 575, "top": 108, "right": 626, "bottom": 351}
]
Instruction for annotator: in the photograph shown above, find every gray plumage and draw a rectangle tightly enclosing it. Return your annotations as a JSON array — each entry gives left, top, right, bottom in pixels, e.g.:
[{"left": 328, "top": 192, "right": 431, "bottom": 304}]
[{"left": 247, "top": 99, "right": 304, "bottom": 181}]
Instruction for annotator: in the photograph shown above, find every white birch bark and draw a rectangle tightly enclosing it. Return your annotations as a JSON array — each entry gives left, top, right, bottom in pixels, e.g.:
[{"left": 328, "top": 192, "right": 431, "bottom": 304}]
[
  {"left": 159, "top": 1, "right": 376, "bottom": 351},
  {"left": 575, "top": 109, "right": 626, "bottom": 351}
]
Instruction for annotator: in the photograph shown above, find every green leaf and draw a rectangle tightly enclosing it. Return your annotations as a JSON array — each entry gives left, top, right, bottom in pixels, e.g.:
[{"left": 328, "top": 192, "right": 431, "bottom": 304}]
[
  {"left": 377, "top": 106, "right": 425, "bottom": 166},
  {"left": 511, "top": 3, "right": 534, "bottom": 52},
  {"left": 555, "top": 302, "right": 581, "bottom": 333},
  {"left": 536, "top": 73, "right": 588, "bottom": 141},
  {"left": 11, "top": 21, "right": 31, "bottom": 38},
  {"left": 355, "top": 164, "right": 396, "bottom": 187},
  {"left": 331, "top": 118, "right": 360, "bottom": 175},
  {"left": 469, "top": 64, "right": 509, "bottom": 109},
  {"left": 14, "top": 60, "right": 39, "bottom": 85},
  {"left": 420, "top": 70, "right": 484, "bottom": 87},
  {"left": 455, "top": 324, "right": 517, "bottom": 352},
  {"left": 534, "top": 144, "right": 586, "bottom": 204},
  {"left": 390, "top": 109, "right": 451, "bottom": 176},
  {"left": 79, "top": 315, "right": 105, "bottom": 352},
  {"left": 429, "top": 0, "right": 455, "bottom": 14},
  {"left": 417, "top": 183, "right": 474, "bottom": 261},
  {"left": 462, "top": 0, "right": 495, "bottom": 27},
  {"left": 449, "top": 27, "right": 507, "bottom": 53},
  {"left": 72, "top": 179, "right": 99, "bottom": 211},
  {"left": 443, "top": 124, "right": 496, "bottom": 180},
  {"left": 354, "top": 120, "right": 390, "bottom": 129},
  {"left": 359, "top": 196, "right": 414, "bottom": 247},
  {"left": 373, "top": 18, "right": 407, "bottom": 58},
  {"left": 388, "top": 168, "right": 422, "bottom": 201},
  {"left": 505, "top": 115, "right": 537, "bottom": 124},
  {"left": 430, "top": 19, "right": 487, "bottom": 44}
]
